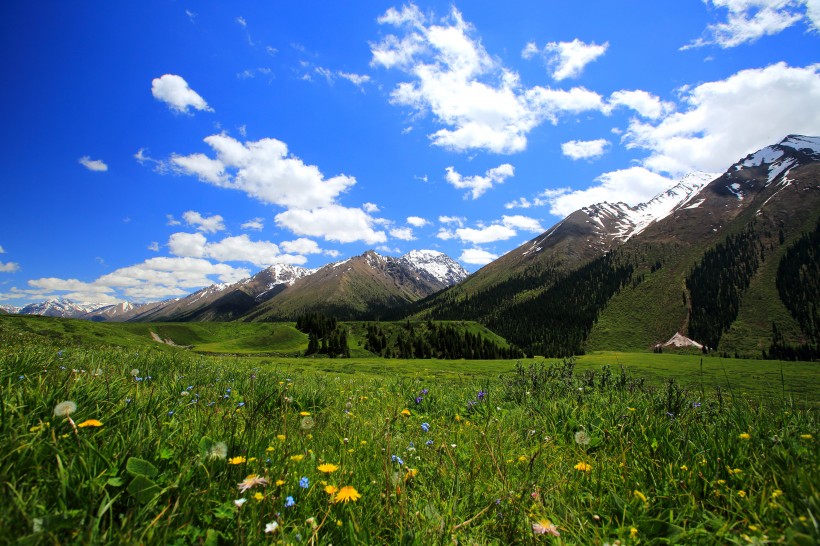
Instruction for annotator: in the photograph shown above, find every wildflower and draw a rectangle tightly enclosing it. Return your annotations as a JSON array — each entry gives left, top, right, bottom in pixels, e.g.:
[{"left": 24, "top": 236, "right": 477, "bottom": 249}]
[
  {"left": 574, "top": 462, "right": 592, "bottom": 472},
  {"left": 532, "top": 519, "right": 560, "bottom": 536},
  {"left": 277, "top": 434, "right": 286, "bottom": 441},
  {"left": 77, "top": 419, "right": 103, "bottom": 428},
  {"left": 391, "top": 455, "right": 404, "bottom": 466},
  {"left": 275, "top": 479, "right": 285, "bottom": 486},
  {"left": 253, "top": 492, "right": 264, "bottom": 501},
  {"left": 633, "top": 490, "right": 647, "bottom": 504},
  {"left": 518, "top": 455, "right": 528, "bottom": 463},
  {"left": 317, "top": 463, "right": 339, "bottom": 474},
  {"left": 771, "top": 489, "right": 783, "bottom": 499},
  {"left": 234, "top": 498, "right": 247, "bottom": 508},
  {"left": 29, "top": 422, "right": 50, "bottom": 433},
  {"left": 208, "top": 442, "right": 228, "bottom": 460},
  {"left": 574, "top": 430, "right": 591, "bottom": 445},
  {"left": 421, "top": 422, "right": 430, "bottom": 432},
  {"left": 167, "top": 411, "right": 174, "bottom": 416},
  {"left": 404, "top": 468, "right": 418, "bottom": 481},
  {"left": 130, "top": 369, "right": 139, "bottom": 377},
  {"left": 238, "top": 474, "right": 269, "bottom": 493},
  {"left": 325, "top": 484, "right": 338, "bottom": 495},
  {"left": 425, "top": 439, "right": 434, "bottom": 446},
  {"left": 264, "top": 521, "right": 279, "bottom": 533},
  {"left": 737, "top": 490, "right": 746, "bottom": 498},
  {"left": 334, "top": 485, "right": 361, "bottom": 503},
  {"left": 228, "top": 456, "right": 247, "bottom": 465},
  {"left": 739, "top": 433, "right": 751, "bottom": 440},
  {"left": 299, "top": 477, "right": 309, "bottom": 489},
  {"left": 300, "top": 416, "right": 315, "bottom": 430},
  {"left": 680, "top": 465, "right": 688, "bottom": 471},
  {"left": 477, "top": 390, "right": 487, "bottom": 401},
  {"left": 299, "top": 411, "right": 311, "bottom": 416},
  {"left": 53, "top": 401, "right": 77, "bottom": 417},
  {"left": 285, "top": 496, "right": 295, "bottom": 508},
  {"left": 630, "top": 527, "right": 638, "bottom": 539},
  {"left": 800, "top": 434, "right": 813, "bottom": 439},
  {"left": 415, "top": 397, "right": 423, "bottom": 404},
  {"left": 290, "top": 454, "right": 305, "bottom": 462},
  {"left": 400, "top": 409, "right": 411, "bottom": 416},
  {"left": 237, "top": 402, "right": 245, "bottom": 408},
  {"left": 180, "top": 391, "right": 189, "bottom": 397}
]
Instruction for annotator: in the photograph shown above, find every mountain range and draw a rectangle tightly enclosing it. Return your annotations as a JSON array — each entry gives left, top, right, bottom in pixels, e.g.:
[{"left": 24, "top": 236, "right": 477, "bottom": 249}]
[{"left": 7, "top": 135, "right": 819, "bottom": 358}]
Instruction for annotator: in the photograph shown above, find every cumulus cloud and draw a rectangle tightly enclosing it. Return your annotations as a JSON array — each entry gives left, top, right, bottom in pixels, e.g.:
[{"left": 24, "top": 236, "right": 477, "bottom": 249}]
[
  {"left": 501, "top": 215, "right": 544, "bottom": 233},
  {"left": 459, "top": 248, "right": 498, "bottom": 265},
  {"left": 439, "top": 216, "right": 465, "bottom": 226},
  {"left": 280, "top": 238, "right": 322, "bottom": 255},
  {"left": 78, "top": 156, "right": 108, "bottom": 172},
  {"left": 274, "top": 205, "right": 387, "bottom": 244},
  {"left": 171, "top": 134, "right": 356, "bottom": 209},
  {"left": 561, "top": 139, "right": 610, "bottom": 160},
  {"left": 183, "top": 211, "right": 225, "bottom": 233},
  {"left": 543, "top": 167, "right": 674, "bottom": 218},
  {"left": 371, "top": 4, "right": 605, "bottom": 154},
  {"left": 625, "top": 62, "right": 820, "bottom": 175},
  {"left": 168, "top": 232, "right": 308, "bottom": 267},
  {"left": 25, "top": 257, "right": 249, "bottom": 302},
  {"left": 524, "top": 39, "right": 608, "bottom": 81},
  {"left": 0, "top": 261, "right": 20, "bottom": 273},
  {"left": 151, "top": 74, "right": 213, "bottom": 113},
  {"left": 406, "top": 216, "right": 429, "bottom": 227},
  {"left": 168, "top": 232, "right": 208, "bottom": 258},
  {"left": 455, "top": 224, "right": 517, "bottom": 244},
  {"left": 241, "top": 217, "right": 264, "bottom": 231},
  {"left": 445, "top": 163, "right": 514, "bottom": 199},
  {"left": 683, "top": 0, "right": 817, "bottom": 49},
  {"left": 607, "top": 90, "right": 672, "bottom": 120},
  {"left": 390, "top": 227, "right": 416, "bottom": 240}
]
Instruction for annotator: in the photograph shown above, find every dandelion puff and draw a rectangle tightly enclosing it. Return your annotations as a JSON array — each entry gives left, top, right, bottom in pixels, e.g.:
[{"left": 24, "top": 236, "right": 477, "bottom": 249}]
[
  {"left": 53, "top": 401, "right": 77, "bottom": 417},
  {"left": 574, "top": 430, "right": 590, "bottom": 445},
  {"left": 208, "top": 442, "right": 228, "bottom": 460},
  {"left": 300, "top": 416, "right": 314, "bottom": 430},
  {"left": 130, "top": 369, "right": 139, "bottom": 377}
]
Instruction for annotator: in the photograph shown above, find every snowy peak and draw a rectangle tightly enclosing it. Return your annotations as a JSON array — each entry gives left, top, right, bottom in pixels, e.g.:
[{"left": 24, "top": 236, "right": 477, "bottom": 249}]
[
  {"left": 733, "top": 134, "right": 820, "bottom": 186},
  {"left": 400, "top": 249, "right": 469, "bottom": 285},
  {"left": 18, "top": 298, "right": 125, "bottom": 319}
]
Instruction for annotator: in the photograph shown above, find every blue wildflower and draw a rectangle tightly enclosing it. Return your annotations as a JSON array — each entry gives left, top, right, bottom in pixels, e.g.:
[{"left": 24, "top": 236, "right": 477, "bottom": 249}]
[
  {"left": 285, "top": 496, "right": 295, "bottom": 508},
  {"left": 167, "top": 411, "right": 174, "bottom": 416},
  {"left": 237, "top": 402, "right": 245, "bottom": 408},
  {"left": 415, "top": 396, "right": 423, "bottom": 404},
  {"left": 477, "top": 390, "right": 487, "bottom": 401},
  {"left": 391, "top": 455, "right": 404, "bottom": 466},
  {"left": 425, "top": 439, "right": 434, "bottom": 446},
  {"left": 421, "top": 422, "right": 430, "bottom": 432},
  {"left": 420, "top": 388, "right": 428, "bottom": 395},
  {"left": 299, "top": 477, "right": 309, "bottom": 489}
]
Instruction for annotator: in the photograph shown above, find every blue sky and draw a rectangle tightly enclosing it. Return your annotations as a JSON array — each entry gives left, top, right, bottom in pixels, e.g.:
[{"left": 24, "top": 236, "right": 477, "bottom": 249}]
[{"left": 1, "top": 1, "right": 819, "bottom": 305}]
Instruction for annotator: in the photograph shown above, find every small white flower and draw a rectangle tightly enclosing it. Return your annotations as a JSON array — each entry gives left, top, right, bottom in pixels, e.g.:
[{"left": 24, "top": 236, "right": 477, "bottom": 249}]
[
  {"left": 234, "top": 498, "right": 247, "bottom": 508},
  {"left": 180, "top": 391, "right": 189, "bottom": 397},
  {"left": 264, "top": 521, "right": 279, "bottom": 533}
]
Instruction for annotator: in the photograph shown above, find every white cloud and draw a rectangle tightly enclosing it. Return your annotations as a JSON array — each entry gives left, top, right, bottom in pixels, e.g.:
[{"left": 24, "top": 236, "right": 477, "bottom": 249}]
[
  {"left": 684, "top": 0, "right": 815, "bottom": 49},
  {"left": 439, "top": 215, "right": 465, "bottom": 226},
  {"left": 362, "top": 202, "right": 380, "bottom": 213},
  {"left": 561, "top": 139, "right": 610, "bottom": 160},
  {"left": 338, "top": 71, "right": 372, "bottom": 88},
  {"left": 544, "top": 167, "right": 674, "bottom": 218},
  {"left": 372, "top": 5, "right": 605, "bottom": 154},
  {"left": 280, "top": 238, "right": 322, "bottom": 255},
  {"left": 501, "top": 215, "right": 544, "bottom": 233},
  {"left": 459, "top": 248, "right": 498, "bottom": 265},
  {"left": 625, "top": 63, "right": 820, "bottom": 175},
  {"left": 148, "top": 242, "right": 160, "bottom": 252},
  {"left": 168, "top": 232, "right": 207, "bottom": 258},
  {"left": 171, "top": 134, "right": 356, "bottom": 209},
  {"left": 151, "top": 74, "right": 213, "bottom": 113},
  {"left": 183, "top": 211, "right": 225, "bottom": 233},
  {"left": 455, "top": 224, "right": 517, "bottom": 244},
  {"left": 436, "top": 228, "right": 455, "bottom": 240},
  {"left": 406, "top": 216, "right": 429, "bottom": 227},
  {"left": 0, "top": 261, "right": 20, "bottom": 273},
  {"left": 79, "top": 156, "right": 108, "bottom": 172},
  {"left": 0, "top": 245, "right": 5, "bottom": 253},
  {"left": 241, "top": 217, "right": 264, "bottom": 231},
  {"left": 166, "top": 214, "right": 182, "bottom": 226},
  {"left": 274, "top": 205, "right": 387, "bottom": 244},
  {"left": 526, "top": 39, "right": 609, "bottom": 81},
  {"left": 390, "top": 227, "right": 416, "bottom": 240},
  {"left": 168, "top": 232, "right": 308, "bottom": 267},
  {"left": 608, "top": 90, "right": 672, "bottom": 120},
  {"left": 444, "top": 163, "right": 514, "bottom": 199}
]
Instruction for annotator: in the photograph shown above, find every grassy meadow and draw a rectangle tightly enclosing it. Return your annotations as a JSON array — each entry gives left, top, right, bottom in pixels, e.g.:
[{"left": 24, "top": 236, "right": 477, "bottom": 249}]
[{"left": 1, "top": 316, "right": 818, "bottom": 544}]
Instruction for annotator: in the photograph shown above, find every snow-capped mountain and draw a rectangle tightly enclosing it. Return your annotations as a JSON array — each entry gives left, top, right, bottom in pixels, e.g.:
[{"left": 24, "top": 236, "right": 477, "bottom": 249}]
[
  {"left": 18, "top": 298, "right": 110, "bottom": 318},
  {"left": 400, "top": 249, "right": 469, "bottom": 285},
  {"left": 0, "top": 304, "right": 21, "bottom": 314}
]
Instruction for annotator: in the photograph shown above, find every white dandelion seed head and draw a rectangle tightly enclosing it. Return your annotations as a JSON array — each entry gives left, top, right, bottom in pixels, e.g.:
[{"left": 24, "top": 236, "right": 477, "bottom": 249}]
[
  {"left": 130, "top": 369, "right": 139, "bottom": 376},
  {"left": 53, "top": 401, "right": 77, "bottom": 417},
  {"left": 208, "top": 442, "right": 228, "bottom": 460},
  {"left": 574, "top": 430, "right": 591, "bottom": 445}
]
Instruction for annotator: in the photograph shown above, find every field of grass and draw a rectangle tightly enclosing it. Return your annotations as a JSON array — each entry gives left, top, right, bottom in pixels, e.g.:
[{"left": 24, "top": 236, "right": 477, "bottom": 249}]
[{"left": 2, "top": 319, "right": 819, "bottom": 544}]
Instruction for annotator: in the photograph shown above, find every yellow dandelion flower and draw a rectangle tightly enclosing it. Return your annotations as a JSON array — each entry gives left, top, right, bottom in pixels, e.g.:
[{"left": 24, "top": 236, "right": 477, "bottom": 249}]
[
  {"left": 228, "top": 456, "right": 246, "bottom": 465},
  {"left": 360, "top": 440, "right": 367, "bottom": 445},
  {"left": 627, "top": 407, "right": 636, "bottom": 412},
  {"left": 771, "top": 489, "right": 783, "bottom": 499},
  {"left": 574, "top": 462, "right": 592, "bottom": 472},
  {"left": 277, "top": 434, "right": 286, "bottom": 441},
  {"left": 404, "top": 468, "right": 418, "bottom": 481},
  {"left": 680, "top": 465, "right": 688, "bottom": 471},
  {"left": 336, "top": 519, "right": 343, "bottom": 527},
  {"left": 324, "top": 484, "right": 338, "bottom": 495},
  {"left": 248, "top": 457, "right": 257, "bottom": 463},
  {"left": 630, "top": 527, "right": 638, "bottom": 539},
  {"left": 400, "top": 409, "right": 411, "bottom": 416},
  {"left": 334, "top": 485, "right": 361, "bottom": 503},
  {"left": 739, "top": 433, "right": 751, "bottom": 440},
  {"left": 77, "top": 419, "right": 103, "bottom": 428},
  {"left": 717, "top": 479, "right": 726, "bottom": 485},
  {"left": 737, "top": 490, "right": 746, "bottom": 498},
  {"left": 265, "top": 446, "right": 275, "bottom": 453},
  {"left": 299, "top": 411, "right": 311, "bottom": 416},
  {"left": 800, "top": 434, "right": 813, "bottom": 439},
  {"left": 275, "top": 479, "right": 285, "bottom": 486},
  {"left": 290, "top": 454, "right": 305, "bottom": 462},
  {"left": 317, "top": 463, "right": 339, "bottom": 473},
  {"left": 253, "top": 492, "right": 264, "bottom": 501}
]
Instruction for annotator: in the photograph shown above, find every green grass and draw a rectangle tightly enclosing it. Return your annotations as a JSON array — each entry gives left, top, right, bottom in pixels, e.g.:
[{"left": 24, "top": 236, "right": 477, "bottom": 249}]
[{"left": 1, "top": 322, "right": 818, "bottom": 544}]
